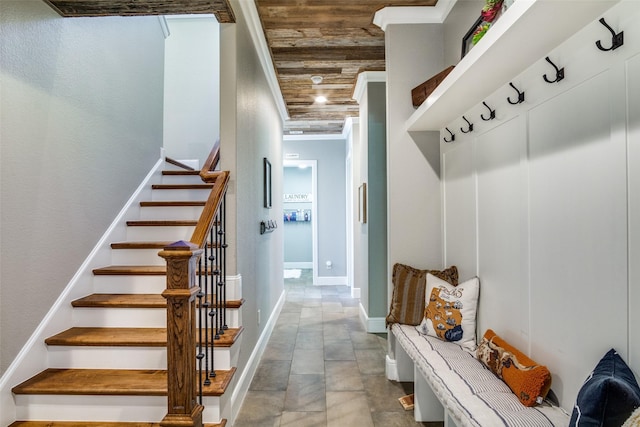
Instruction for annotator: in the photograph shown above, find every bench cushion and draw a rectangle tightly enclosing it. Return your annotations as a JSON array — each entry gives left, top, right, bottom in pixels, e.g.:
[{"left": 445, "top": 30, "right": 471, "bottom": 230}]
[{"left": 393, "top": 324, "right": 570, "bottom": 427}]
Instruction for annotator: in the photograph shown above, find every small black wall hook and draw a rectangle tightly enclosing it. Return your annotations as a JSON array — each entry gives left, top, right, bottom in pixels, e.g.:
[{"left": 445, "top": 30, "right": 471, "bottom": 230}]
[
  {"left": 507, "top": 82, "right": 525, "bottom": 105},
  {"left": 460, "top": 116, "right": 474, "bottom": 133},
  {"left": 543, "top": 56, "right": 565, "bottom": 83},
  {"left": 596, "top": 17, "right": 624, "bottom": 51},
  {"left": 481, "top": 101, "right": 496, "bottom": 121},
  {"left": 444, "top": 127, "right": 455, "bottom": 143}
]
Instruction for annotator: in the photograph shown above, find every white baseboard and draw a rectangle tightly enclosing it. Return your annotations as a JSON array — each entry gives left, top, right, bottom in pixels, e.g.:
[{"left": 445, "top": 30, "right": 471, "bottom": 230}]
[
  {"left": 230, "top": 289, "right": 286, "bottom": 425},
  {"left": 386, "top": 355, "right": 399, "bottom": 381},
  {"left": 284, "top": 262, "right": 313, "bottom": 269},
  {"left": 358, "top": 303, "right": 387, "bottom": 333},
  {"left": 314, "top": 275, "right": 347, "bottom": 286},
  {"left": 351, "top": 287, "right": 361, "bottom": 299}
]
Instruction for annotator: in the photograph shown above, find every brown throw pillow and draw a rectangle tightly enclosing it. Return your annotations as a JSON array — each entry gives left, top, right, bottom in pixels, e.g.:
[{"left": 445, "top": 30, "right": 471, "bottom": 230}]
[{"left": 385, "top": 263, "right": 458, "bottom": 327}]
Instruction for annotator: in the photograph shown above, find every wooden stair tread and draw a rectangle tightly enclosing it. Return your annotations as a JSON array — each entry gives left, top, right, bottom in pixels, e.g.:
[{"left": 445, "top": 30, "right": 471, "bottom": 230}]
[
  {"left": 72, "top": 294, "right": 244, "bottom": 309},
  {"left": 140, "top": 200, "right": 206, "bottom": 207},
  {"left": 152, "top": 184, "right": 212, "bottom": 190},
  {"left": 110, "top": 241, "right": 219, "bottom": 249},
  {"left": 45, "top": 326, "right": 243, "bottom": 347},
  {"left": 12, "top": 367, "right": 235, "bottom": 396},
  {"left": 92, "top": 266, "right": 167, "bottom": 275},
  {"left": 10, "top": 422, "right": 226, "bottom": 427},
  {"left": 111, "top": 241, "right": 174, "bottom": 249},
  {"left": 126, "top": 220, "right": 198, "bottom": 227},
  {"left": 93, "top": 265, "right": 220, "bottom": 276},
  {"left": 162, "top": 170, "right": 200, "bottom": 176}
]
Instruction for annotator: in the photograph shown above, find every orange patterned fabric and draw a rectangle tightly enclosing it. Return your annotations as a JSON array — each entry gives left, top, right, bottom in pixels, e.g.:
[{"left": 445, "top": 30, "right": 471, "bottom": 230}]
[{"left": 477, "top": 329, "right": 552, "bottom": 407}]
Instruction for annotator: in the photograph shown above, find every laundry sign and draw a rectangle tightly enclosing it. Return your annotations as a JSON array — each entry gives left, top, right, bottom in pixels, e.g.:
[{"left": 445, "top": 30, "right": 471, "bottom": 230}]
[{"left": 283, "top": 193, "right": 312, "bottom": 203}]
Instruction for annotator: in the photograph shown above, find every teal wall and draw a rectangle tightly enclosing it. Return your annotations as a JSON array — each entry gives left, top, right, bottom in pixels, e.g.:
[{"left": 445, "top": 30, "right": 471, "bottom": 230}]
[{"left": 367, "top": 82, "right": 388, "bottom": 317}]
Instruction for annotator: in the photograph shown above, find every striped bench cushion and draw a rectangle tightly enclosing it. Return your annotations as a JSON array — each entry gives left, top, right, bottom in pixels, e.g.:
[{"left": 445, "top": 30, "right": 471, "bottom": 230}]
[{"left": 392, "top": 324, "right": 570, "bottom": 427}]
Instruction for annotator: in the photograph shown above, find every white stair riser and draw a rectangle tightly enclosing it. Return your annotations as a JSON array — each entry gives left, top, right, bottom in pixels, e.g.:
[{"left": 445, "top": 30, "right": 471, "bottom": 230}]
[
  {"left": 92, "top": 275, "right": 241, "bottom": 299},
  {"left": 152, "top": 189, "right": 211, "bottom": 201},
  {"left": 93, "top": 275, "right": 166, "bottom": 294},
  {"left": 73, "top": 307, "right": 242, "bottom": 329},
  {"left": 139, "top": 205, "right": 204, "bottom": 220},
  {"left": 202, "top": 392, "right": 231, "bottom": 424},
  {"left": 111, "top": 249, "right": 166, "bottom": 266},
  {"left": 161, "top": 175, "right": 203, "bottom": 185},
  {"left": 126, "top": 225, "right": 195, "bottom": 241},
  {"left": 74, "top": 308, "right": 167, "bottom": 327},
  {"left": 14, "top": 395, "right": 168, "bottom": 422},
  {"left": 47, "top": 341, "right": 240, "bottom": 371},
  {"left": 15, "top": 394, "right": 226, "bottom": 423}
]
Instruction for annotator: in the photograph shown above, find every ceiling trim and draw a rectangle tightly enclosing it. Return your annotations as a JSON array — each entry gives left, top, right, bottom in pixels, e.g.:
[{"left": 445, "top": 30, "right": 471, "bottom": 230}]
[
  {"left": 235, "top": 0, "right": 289, "bottom": 123},
  {"left": 283, "top": 117, "right": 359, "bottom": 142},
  {"left": 353, "top": 71, "right": 387, "bottom": 104},
  {"left": 373, "top": 0, "right": 457, "bottom": 31}
]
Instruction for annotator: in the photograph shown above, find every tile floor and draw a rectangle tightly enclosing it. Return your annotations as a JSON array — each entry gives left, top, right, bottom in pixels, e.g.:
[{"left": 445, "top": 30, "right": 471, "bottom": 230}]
[{"left": 234, "top": 269, "right": 439, "bottom": 427}]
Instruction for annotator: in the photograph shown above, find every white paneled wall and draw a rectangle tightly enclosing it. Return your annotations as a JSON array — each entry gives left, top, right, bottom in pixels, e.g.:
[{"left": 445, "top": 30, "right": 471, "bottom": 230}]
[{"left": 440, "top": 1, "right": 640, "bottom": 411}]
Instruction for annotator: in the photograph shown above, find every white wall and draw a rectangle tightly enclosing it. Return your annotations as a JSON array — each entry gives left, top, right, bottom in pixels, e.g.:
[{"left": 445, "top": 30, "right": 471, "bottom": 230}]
[
  {"left": 0, "top": 1, "right": 164, "bottom": 375},
  {"left": 385, "top": 24, "right": 444, "bottom": 309},
  {"left": 164, "top": 16, "right": 220, "bottom": 165},
  {"left": 440, "top": 1, "right": 639, "bottom": 410},
  {"left": 222, "top": 0, "right": 285, "bottom": 418}
]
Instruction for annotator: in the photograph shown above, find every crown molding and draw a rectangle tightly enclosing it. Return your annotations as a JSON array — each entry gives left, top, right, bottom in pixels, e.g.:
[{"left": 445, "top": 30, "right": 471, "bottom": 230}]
[
  {"left": 373, "top": 0, "right": 457, "bottom": 31},
  {"left": 353, "top": 71, "right": 386, "bottom": 104},
  {"left": 235, "top": 0, "right": 289, "bottom": 122}
]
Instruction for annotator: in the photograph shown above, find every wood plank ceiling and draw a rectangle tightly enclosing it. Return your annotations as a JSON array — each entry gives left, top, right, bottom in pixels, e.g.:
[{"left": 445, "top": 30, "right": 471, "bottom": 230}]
[
  {"left": 44, "top": 0, "right": 236, "bottom": 22},
  {"left": 256, "top": 0, "right": 438, "bottom": 135},
  {"left": 43, "top": 0, "right": 439, "bottom": 135}
]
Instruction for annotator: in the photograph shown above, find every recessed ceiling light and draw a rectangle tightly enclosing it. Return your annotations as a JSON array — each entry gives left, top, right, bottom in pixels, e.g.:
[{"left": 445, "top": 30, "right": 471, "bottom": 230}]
[
  {"left": 315, "top": 95, "right": 327, "bottom": 103},
  {"left": 310, "top": 75, "right": 323, "bottom": 84}
]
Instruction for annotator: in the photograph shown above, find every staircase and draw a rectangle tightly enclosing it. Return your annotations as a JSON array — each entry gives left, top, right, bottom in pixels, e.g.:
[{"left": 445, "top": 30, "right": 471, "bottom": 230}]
[{"left": 10, "top": 158, "right": 241, "bottom": 426}]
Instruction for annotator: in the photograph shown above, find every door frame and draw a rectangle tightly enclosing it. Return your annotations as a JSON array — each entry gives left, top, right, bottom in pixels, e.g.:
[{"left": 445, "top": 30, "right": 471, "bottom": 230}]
[{"left": 283, "top": 159, "right": 318, "bottom": 285}]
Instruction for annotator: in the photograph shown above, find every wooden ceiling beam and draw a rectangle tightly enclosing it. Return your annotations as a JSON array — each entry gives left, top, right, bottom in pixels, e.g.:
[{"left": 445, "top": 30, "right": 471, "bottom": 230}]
[{"left": 44, "top": 0, "right": 235, "bottom": 21}]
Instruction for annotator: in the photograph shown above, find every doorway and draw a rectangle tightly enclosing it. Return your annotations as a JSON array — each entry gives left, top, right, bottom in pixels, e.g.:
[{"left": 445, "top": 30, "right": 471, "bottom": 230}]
[{"left": 283, "top": 160, "right": 318, "bottom": 285}]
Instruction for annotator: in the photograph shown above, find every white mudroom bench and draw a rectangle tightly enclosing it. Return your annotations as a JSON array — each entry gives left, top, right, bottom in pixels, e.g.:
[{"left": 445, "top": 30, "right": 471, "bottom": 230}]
[{"left": 388, "top": 324, "right": 570, "bottom": 427}]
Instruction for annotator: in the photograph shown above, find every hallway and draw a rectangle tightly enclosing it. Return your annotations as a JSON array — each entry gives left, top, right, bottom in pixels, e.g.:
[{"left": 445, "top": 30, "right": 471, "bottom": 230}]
[{"left": 234, "top": 270, "right": 435, "bottom": 427}]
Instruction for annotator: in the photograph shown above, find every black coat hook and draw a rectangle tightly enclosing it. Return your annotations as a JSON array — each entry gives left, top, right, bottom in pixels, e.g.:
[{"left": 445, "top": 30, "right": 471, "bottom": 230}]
[
  {"left": 543, "top": 56, "right": 565, "bottom": 83},
  {"left": 460, "top": 116, "right": 474, "bottom": 133},
  {"left": 444, "top": 127, "right": 455, "bottom": 143},
  {"left": 507, "top": 82, "right": 525, "bottom": 105},
  {"left": 596, "top": 17, "right": 623, "bottom": 51},
  {"left": 481, "top": 101, "right": 496, "bottom": 121}
]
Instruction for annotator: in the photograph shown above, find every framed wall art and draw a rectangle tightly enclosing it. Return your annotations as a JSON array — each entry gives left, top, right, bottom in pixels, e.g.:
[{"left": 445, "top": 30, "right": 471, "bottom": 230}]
[{"left": 263, "top": 157, "right": 272, "bottom": 208}]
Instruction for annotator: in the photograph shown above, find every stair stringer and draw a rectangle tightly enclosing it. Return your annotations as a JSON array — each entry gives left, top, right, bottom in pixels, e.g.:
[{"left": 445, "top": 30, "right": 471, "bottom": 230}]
[{"left": 0, "top": 156, "right": 166, "bottom": 427}]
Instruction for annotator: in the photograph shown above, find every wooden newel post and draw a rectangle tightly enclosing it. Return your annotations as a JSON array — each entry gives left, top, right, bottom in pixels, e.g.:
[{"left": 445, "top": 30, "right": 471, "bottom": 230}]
[{"left": 159, "top": 240, "right": 204, "bottom": 427}]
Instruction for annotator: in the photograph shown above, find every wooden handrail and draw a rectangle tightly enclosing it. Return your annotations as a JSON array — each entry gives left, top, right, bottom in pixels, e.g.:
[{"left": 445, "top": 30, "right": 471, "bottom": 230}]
[
  {"left": 199, "top": 139, "right": 221, "bottom": 183},
  {"left": 190, "top": 170, "right": 229, "bottom": 248}
]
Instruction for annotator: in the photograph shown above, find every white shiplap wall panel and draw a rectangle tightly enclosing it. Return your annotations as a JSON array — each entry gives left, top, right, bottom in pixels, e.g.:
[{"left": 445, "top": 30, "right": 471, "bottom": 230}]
[
  {"left": 443, "top": 142, "right": 477, "bottom": 281},
  {"left": 627, "top": 52, "right": 640, "bottom": 376},
  {"left": 475, "top": 116, "right": 529, "bottom": 352},
  {"left": 528, "top": 70, "right": 628, "bottom": 408}
]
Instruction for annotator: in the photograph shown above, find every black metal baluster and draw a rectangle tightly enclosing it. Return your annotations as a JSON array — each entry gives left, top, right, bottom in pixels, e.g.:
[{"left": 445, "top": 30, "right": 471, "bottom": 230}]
[
  {"left": 208, "top": 226, "right": 217, "bottom": 379},
  {"left": 202, "top": 241, "right": 211, "bottom": 387},
  {"left": 196, "top": 255, "right": 205, "bottom": 402},
  {"left": 221, "top": 195, "right": 228, "bottom": 331},
  {"left": 216, "top": 213, "right": 224, "bottom": 337}
]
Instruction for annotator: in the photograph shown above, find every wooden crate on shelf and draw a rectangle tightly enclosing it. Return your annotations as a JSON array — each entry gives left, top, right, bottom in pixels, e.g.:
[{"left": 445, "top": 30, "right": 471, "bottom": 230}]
[{"left": 411, "top": 65, "right": 455, "bottom": 108}]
